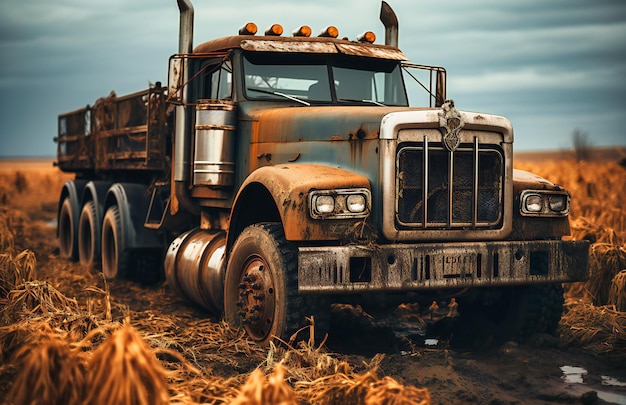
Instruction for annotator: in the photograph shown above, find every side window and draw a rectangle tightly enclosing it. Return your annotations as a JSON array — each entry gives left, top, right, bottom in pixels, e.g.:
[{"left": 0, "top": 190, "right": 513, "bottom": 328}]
[{"left": 209, "top": 61, "right": 232, "bottom": 100}]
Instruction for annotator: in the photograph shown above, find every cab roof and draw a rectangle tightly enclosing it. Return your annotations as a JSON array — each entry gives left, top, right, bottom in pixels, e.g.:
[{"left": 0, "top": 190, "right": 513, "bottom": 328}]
[{"left": 192, "top": 35, "right": 408, "bottom": 60}]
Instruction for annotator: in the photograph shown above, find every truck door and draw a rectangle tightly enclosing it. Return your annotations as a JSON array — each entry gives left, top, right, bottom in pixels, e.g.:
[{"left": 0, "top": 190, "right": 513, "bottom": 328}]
[{"left": 192, "top": 60, "right": 237, "bottom": 188}]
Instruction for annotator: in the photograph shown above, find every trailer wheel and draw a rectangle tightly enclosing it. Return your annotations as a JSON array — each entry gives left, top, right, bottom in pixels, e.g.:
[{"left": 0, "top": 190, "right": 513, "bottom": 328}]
[
  {"left": 101, "top": 206, "right": 130, "bottom": 280},
  {"left": 58, "top": 197, "right": 78, "bottom": 260},
  {"left": 225, "top": 223, "right": 315, "bottom": 346},
  {"left": 78, "top": 201, "right": 100, "bottom": 269}
]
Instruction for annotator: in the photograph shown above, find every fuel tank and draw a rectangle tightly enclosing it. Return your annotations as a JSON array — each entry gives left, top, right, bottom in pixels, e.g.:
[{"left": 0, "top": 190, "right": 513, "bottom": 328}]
[{"left": 164, "top": 229, "right": 226, "bottom": 313}]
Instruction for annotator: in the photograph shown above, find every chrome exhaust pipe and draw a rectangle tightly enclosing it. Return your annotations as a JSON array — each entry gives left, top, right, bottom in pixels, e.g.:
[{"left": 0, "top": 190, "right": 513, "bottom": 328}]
[
  {"left": 173, "top": 0, "right": 199, "bottom": 215},
  {"left": 380, "top": 1, "right": 398, "bottom": 47}
]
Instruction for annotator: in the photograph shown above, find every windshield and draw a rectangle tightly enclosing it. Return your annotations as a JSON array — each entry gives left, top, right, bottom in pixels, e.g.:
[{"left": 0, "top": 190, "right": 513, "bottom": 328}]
[{"left": 242, "top": 53, "right": 408, "bottom": 106}]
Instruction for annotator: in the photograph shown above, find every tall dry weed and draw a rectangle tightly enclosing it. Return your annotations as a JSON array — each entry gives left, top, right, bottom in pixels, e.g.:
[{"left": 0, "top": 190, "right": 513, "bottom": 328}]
[
  {"left": 231, "top": 364, "right": 297, "bottom": 405},
  {"left": 0, "top": 249, "right": 36, "bottom": 307},
  {"left": 84, "top": 323, "right": 170, "bottom": 405},
  {"left": 609, "top": 270, "right": 626, "bottom": 312},
  {"left": 7, "top": 333, "right": 86, "bottom": 405}
]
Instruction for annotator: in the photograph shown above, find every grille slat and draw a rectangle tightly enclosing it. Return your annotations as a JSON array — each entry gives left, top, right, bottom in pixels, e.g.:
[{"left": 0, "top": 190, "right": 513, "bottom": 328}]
[{"left": 396, "top": 142, "right": 503, "bottom": 229}]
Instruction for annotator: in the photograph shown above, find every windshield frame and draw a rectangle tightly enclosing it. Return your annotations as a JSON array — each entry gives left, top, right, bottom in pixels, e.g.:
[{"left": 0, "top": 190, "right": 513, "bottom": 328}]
[{"left": 241, "top": 52, "right": 409, "bottom": 107}]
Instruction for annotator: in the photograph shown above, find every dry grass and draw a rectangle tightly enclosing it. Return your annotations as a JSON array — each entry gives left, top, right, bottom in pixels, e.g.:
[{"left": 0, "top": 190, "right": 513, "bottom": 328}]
[
  {"left": 8, "top": 330, "right": 86, "bottom": 405},
  {"left": 516, "top": 158, "right": 626, "bottom": 356},
  {"left": 85, "top": 323, "right": 170, "bottom": 405},
  {"left": 1, "top": 156, "right": 625, "bottom": 402},
  {"left": 609, "top": 270, "right": 626, "bottom": 312},
  {"left": 559, "top": 299, "right": 626, "bottom": 355}
]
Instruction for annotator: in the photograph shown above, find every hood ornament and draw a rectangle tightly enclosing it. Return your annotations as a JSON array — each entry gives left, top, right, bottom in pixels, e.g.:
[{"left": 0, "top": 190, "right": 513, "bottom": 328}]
[{"left": 438, "top": 99, "right": 464, "bottom": 152}]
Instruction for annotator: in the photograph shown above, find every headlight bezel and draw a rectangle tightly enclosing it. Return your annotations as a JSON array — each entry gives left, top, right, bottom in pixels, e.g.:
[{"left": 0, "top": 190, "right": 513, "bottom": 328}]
[
  {"left": 520, "top": 190, "right": 570, "bottom": 217},
  {"left": 309, "top": 188, "right": 371, "bottom": 219}
]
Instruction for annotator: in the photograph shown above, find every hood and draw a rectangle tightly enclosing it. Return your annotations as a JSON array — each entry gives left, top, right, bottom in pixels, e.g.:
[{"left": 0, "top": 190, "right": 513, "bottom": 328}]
[{"left": 248, "top": 105, "right": 426, "bottom": 143}]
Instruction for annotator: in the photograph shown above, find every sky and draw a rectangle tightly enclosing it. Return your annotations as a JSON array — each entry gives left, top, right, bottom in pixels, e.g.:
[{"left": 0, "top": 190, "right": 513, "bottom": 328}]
[{"left": 1, "top": 0, "right": 625, "bottom": 157}]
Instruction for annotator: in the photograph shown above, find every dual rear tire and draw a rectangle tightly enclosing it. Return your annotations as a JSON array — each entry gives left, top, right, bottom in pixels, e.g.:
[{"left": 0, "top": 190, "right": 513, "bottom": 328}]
[{"left": 59, "top": 195, "right": 160, "bottom": 284}]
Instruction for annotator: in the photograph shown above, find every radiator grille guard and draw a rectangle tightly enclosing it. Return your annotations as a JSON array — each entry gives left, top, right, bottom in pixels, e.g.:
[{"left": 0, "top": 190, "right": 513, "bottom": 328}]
[{"left": 396, "top": 140, "right": 504, "bottom": 229}]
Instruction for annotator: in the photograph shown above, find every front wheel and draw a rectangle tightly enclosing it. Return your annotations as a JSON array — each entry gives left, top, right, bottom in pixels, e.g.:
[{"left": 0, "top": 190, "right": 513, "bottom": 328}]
[
  {"left": 451, "top": 283, "right": 564, "bottom": 348},
  {"left": 225, "top": 223, "right": 318, "bottom": 346}
]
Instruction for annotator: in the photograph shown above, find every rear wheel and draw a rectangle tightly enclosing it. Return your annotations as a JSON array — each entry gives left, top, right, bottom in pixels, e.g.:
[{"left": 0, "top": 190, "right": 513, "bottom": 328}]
[
  {"left": 58, "top": 197, "right": 78, "bottom": 260},
  {"left": 101, "top": 206, "right": 130, "bottom": 280},
  {"left": 78, "top": 201, "right": 100, "bottom": 269},
  {"left": 224, "top": 223, "right": 327, "bottom": 346}
]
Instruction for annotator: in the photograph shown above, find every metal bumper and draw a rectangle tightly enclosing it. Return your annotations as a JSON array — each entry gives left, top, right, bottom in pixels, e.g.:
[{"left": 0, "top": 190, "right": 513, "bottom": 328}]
[{"left": 297, "top": 240, "right": 589, "bottom": 293}]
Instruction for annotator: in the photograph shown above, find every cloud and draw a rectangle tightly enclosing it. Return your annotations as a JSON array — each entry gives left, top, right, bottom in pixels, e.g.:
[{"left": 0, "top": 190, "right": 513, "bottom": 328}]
[{"left": 0, "top": 0, "right": 625, "bottom": 157}]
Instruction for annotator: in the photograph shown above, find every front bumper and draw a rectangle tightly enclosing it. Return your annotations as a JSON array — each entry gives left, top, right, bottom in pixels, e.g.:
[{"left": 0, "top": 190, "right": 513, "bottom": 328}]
[{"left": 297, "top": 240, "right": 589, "bottom": 293}]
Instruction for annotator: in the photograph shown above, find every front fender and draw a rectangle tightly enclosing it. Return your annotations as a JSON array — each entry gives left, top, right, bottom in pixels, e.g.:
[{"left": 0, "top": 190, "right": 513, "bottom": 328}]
[
  {"left": 230, "top": 164, "right": 371, "bottom": 244},
  {"left": 510, "top": 169, "right": 570, "bottom": 239}
]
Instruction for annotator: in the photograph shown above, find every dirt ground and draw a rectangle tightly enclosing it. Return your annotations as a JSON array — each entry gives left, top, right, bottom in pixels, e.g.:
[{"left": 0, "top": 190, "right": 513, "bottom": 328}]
[{"left": 2, "top": 159, "right": 626, "bottom": 404}]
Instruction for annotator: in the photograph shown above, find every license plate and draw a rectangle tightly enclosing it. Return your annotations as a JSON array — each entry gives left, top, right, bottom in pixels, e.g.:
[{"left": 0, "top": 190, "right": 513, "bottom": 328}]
[{"left": 442, "top": 253, "right": 476, "bottom": 278}]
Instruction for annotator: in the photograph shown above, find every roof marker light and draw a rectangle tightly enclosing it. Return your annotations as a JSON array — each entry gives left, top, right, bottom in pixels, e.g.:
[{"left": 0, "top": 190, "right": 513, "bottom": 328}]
[
  {"left": 318, "top": 26, "right": 339, "bottom": 38},
  {"left": 357, "top": 31, "right": 376, "bottom": 43},
  {"left": 292, "top": 25, "right": 312, "bottom": 37},
  {"left": 239, "top": 22, "right": 258, "bottom": 36},
  {"left": 265, "top": 24, "right": 284, "bottom": 36}
]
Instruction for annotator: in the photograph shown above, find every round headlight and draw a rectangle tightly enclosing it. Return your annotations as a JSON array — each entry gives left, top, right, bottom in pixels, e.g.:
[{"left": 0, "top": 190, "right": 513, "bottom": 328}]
[
  {"left": 346, "top": 194, "right": 366, "bottom": 213},
  {"left": 525, "top": 195, "right": 543, "bottom": 212},
  {"left": 549, "top": 195, "right": 567, "bottom": 212},
  {"left": 315, "top": 195, "right": 335, "bottom": 214}
]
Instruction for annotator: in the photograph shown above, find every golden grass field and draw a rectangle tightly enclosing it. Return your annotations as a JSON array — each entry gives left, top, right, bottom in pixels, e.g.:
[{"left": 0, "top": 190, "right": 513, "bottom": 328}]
[{"left": 0, "top": 154, "right": 625, "bottom": 404}]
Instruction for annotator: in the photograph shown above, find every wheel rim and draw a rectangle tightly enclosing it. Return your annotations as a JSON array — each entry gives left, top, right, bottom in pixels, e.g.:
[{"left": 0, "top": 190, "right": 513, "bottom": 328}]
[{"left": 236, "top": 255, "right": 276, "bottom": 341}]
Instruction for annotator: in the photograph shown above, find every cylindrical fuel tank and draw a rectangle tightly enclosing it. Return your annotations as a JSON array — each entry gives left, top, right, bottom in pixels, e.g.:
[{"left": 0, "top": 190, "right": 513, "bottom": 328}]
[
  {"left": 193, "top": 100, "right": 237, "bottom": 187},
  {"left": 164, "top": 229, "right": 226, "bottom": 313}
]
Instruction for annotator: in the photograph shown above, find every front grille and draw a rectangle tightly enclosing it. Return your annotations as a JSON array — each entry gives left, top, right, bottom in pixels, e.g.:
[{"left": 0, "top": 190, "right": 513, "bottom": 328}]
[{"left": 396, "top": 139, "right": 503, "bottom": 229}]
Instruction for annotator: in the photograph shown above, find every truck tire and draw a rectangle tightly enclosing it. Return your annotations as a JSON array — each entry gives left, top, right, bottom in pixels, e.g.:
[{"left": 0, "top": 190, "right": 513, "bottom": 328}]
[
  {"left": 510, "top": 283, "right": 564, "bottom": 340},
  {"left": 58, "top": 197, "right": 78, "bottom": 260},
  {"left": 452, "top": 283, "right": 564, "bottom": 348},
  {"left": 78, "top": 201, "right": 100, "bottom": 269},
  {"left": 101, "top": 206, "right": 130, "bottom": 280},
  {"left": 224, "top": 223, "right": 321, "bottom": 346}
]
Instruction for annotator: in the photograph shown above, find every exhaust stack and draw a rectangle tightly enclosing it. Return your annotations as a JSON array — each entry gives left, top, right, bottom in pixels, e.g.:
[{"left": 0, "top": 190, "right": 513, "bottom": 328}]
[
  {"left": 172, "top": 0, "right": 199, "bottom": 215},
  {"left": 177, "top": 0, "right": 194, "bottom": 53},
  {"left": 379, "top": 1, "right": 398, "bottom": 47}
]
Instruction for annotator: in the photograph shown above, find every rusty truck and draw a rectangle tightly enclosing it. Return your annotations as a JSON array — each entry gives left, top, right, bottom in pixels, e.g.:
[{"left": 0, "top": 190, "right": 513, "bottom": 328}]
[{"left": 55, "top": 1, "right": 589, "bottom": 346}]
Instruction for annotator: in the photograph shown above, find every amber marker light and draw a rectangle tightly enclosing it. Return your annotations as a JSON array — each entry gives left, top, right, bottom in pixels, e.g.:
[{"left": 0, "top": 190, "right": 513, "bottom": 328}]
[
  {"left": 292, "top": 25, "right": 312, "bottom": 37},
  {"left": 265, "top": 24, "right": 284, "bottom": 36},
  {"left": 318, "top": 26, "right": 339, "bottom": 38},
  {"left": 357, "top": 31, "right": 376, "bottom": 43},
  {"left": 239, "top": 22, "right": 258, "bottom": 35}
]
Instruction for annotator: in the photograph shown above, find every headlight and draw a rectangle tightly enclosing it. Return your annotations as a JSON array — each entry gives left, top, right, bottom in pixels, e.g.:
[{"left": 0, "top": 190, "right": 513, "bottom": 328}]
[
  {"left": 520, "top": 190, "right": 570, "bottom": 217},
  {"left": 313, "top": 195, "right": 335, "bottom": 214},
  {"left": 549, "top": 195, "right": 567, "bottom": 212},
  {"left": 346, "top": 194, "right": 366, "bottom": 213},
  {"left": 309, "top": 188, "right": 371, "bottom": 219},
  {"left": 524, "top": 195, "right": 543, "bottom": 213}
]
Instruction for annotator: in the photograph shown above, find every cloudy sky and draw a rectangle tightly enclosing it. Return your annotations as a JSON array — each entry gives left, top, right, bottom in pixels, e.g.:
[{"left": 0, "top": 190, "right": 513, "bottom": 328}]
[{"left": 1, "top": 0, "right": 624, "bottom": 157}]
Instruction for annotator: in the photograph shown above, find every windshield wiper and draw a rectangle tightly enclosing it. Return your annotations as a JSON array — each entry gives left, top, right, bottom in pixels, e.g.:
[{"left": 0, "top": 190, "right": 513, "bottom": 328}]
[
  {"left": 248, "top": 88, "right": 310, "bottom": 106},
  {"left": 338, "top": 98, "right": 386, "bottom": 107}
]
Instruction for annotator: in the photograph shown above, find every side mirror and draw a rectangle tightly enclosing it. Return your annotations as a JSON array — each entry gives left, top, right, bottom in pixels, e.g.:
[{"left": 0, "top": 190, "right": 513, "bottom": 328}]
[{"left": 168, "top": 55, "right": 186, "bottom": 105}]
